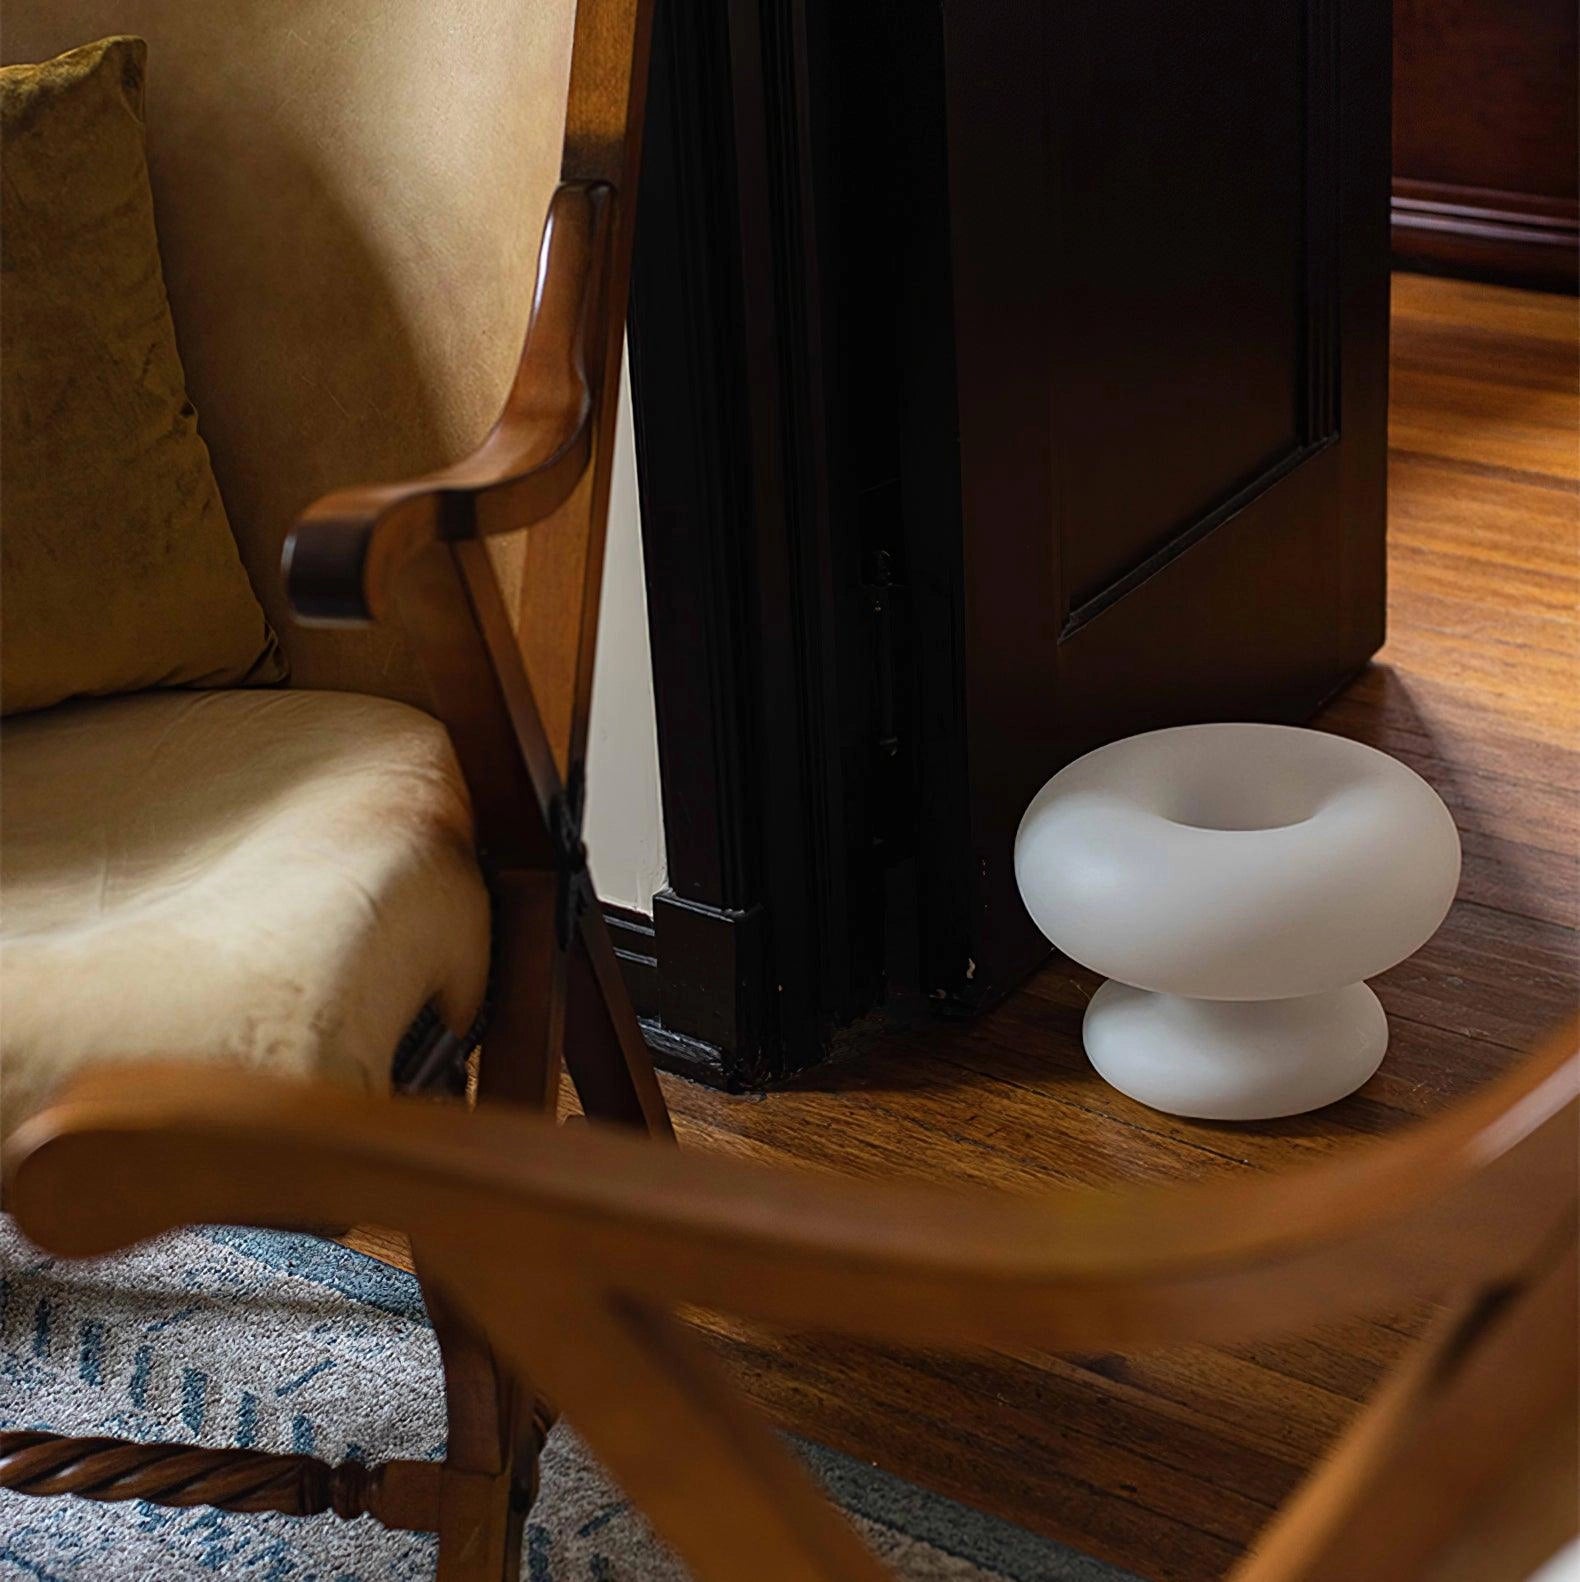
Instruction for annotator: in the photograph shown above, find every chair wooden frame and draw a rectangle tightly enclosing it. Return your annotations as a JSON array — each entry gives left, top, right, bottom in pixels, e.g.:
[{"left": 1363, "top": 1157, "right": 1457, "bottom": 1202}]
[
  {"left": 0, "top": 0, "right": 673, "bottom": 1574},
  {"left": 285, "top": 0, "right": 670, "bottom": 1136},
  {"left": 3, "top": 1025, "right": 1575, "bottom": 1580}
]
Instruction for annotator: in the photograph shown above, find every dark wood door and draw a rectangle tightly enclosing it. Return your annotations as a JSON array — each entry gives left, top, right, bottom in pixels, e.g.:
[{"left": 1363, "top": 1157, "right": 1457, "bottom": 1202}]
[
  {"left": 916, "top": 0, "right": 1393, "bottom": 1007},
  {"left": 625, "top": 0, "right": 1392, "bottom": 1078}
]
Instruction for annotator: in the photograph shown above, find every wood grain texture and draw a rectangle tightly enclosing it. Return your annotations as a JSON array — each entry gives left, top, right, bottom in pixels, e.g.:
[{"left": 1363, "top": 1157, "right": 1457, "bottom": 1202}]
[
  {"left": 1392, "top": 0, "right": 1578, "bottom": 289},
  {"left": 11, "top": 1033, "right": 1573, "bottom": 1582},
  {"left": 347, "top": 273, "right": 1579, "bottom": 1581},
  {"left": 924, "top": 0, "right": 1391, "bottom": 1013},
  {"left": 0, "top": 1432, "right": 440, "bottom": 1528}
]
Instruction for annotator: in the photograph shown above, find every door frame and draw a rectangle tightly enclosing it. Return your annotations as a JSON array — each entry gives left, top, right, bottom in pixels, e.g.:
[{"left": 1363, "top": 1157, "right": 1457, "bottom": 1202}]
[
  {"left": 620, "top": 0, "right": 1390, "bottom": 1079},
  {"left": 619, "top": 0, "right": 892, "bottom": 1087}
]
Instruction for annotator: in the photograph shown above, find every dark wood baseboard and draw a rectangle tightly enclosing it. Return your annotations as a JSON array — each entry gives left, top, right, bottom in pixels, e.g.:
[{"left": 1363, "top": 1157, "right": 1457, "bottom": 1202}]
[
  {"left": 649, "top": 891, "right": 769, "bottom": 1085},
  {"left": 632, "top": 1022, "right": 736, "bottom": 1090},
  {"left": 1391, "top": 180, "right": 1579, "bottom": 292},
  {"left": 626, "top": 0, "right": 885, "bottom": 1092},
  {"left": 602, "top": 904, "right": 660, "bottom": 1021},
  {"left": 601, "top": 896, "right": 771, "bottom": 1090}
]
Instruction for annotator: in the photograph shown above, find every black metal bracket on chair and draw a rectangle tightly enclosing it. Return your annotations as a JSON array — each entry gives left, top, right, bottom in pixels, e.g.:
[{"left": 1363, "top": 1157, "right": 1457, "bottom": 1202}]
[{"left": 551, "top": 764, "right": 593, "bottom": 951}]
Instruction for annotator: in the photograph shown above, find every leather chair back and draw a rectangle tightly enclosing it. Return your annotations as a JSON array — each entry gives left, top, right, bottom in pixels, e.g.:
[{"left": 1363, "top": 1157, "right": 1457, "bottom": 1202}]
[{"left": 1, "top": 0, "right": 574, "bottom": 703}]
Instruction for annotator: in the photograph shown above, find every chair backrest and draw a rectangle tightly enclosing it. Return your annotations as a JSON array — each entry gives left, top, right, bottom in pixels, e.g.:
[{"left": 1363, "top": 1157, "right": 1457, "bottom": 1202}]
[
  {"left": 0, "top": 0, "right": 575, "bottom": 706},
  {"left": 9, "top": 1022, "right": 1577, "bottom": 1582}
]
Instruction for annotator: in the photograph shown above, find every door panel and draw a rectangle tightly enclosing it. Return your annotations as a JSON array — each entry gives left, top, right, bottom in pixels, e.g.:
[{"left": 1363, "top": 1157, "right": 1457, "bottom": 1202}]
[
  {"left": 924, "top": 0, "right": 1390, "bottom": 1006},
  {"left": 1052, "top": 0, "right": 1309, "bottom": 610}
]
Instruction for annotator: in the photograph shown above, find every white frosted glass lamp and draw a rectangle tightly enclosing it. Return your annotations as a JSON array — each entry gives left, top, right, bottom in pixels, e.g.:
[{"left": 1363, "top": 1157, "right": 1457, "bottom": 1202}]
[{"left": 1014, "top": 724, "right": 1461, "bottom": 1119}]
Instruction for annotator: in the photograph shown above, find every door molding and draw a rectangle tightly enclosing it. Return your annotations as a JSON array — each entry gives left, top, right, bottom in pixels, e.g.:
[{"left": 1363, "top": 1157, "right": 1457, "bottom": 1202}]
[
  {"left": 623, "top": 0, "right": 882, "bottom": 1087},
  {"left": 1391, "top": 181, "right": 1580, "bottom": 293},
  {"left": 1063, "top": 0, "right": 1344, "bottom": 642}
]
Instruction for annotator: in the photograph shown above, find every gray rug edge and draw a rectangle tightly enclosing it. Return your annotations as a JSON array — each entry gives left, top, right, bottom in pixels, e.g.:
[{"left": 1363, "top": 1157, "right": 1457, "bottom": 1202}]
[{"left": 201, "top": 1225, "right": 1143, "bottom": 1582}]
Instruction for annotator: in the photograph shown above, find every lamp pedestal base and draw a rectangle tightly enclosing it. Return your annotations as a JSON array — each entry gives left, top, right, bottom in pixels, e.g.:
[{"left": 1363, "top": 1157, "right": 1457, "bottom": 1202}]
[{"left": 1083, "top": 980, "right": 1388, "bottom": 1121}]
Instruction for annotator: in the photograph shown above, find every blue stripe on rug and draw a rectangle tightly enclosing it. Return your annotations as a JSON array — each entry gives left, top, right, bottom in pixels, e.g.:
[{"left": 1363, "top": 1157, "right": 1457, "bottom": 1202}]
[
  {"left": 181, "top": 1366, "right": 207, "bottom": 1434},
  {"left": 199, "top": 1223, "right": 1141, "bottom": 1582},
  {"left": 235, "top": 1390, "right": 261, "bottom": 1448},
  {"left": 30, "top": 1297, "right": 50, "bottom": 1359},
  {"left": 199, "top": 1227, "right": 430, "bottom": 1324},
  {"left": 799, "top": 1441, "right": 1143, "bottom": 1582},
  {"left": 76, "top": 1320, "right": 105, "bottom": 1387},
  {"left": 0, "top": 1539, "right": 76, "bottom": 1581},
  {"left": 128, "top": 1343, "right": 152, "bottom": 1407}
]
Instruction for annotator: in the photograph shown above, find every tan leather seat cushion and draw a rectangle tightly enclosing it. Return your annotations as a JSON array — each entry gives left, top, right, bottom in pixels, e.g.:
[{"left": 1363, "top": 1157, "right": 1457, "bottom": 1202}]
[{"left": 0, "top": 690, "right": 490, "bottom": 1147}]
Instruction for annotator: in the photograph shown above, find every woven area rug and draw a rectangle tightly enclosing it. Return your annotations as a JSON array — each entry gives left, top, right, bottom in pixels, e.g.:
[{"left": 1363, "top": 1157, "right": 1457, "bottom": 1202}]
[{"left": 0, "top": 1215, "right": 1137, "bottom": 1581}]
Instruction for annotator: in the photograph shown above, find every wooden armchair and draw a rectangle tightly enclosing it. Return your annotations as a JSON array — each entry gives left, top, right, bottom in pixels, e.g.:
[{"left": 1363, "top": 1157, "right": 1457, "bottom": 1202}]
[
  {"left": 1, "top": 0, "right": 668, "bottom": 1571},
  {"left": 5, "top": 1027, "right": 1575, "bottom": 1580}
]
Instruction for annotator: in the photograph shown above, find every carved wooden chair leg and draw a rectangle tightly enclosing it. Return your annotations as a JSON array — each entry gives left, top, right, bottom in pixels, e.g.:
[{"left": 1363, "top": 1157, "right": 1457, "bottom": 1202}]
[
  {"left": 419, "top": 1260, "right": 544, "bottom": 1582},
  {"left": 0, "top": 1428, "right": 441, "bottom": 1528}
]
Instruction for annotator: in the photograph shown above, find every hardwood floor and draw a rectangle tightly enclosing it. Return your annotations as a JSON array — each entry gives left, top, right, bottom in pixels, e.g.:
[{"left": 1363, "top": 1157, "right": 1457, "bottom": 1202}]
[
  {"left": 648, "top": 274, "right": 1577, "bottom": 1581},
  {"left": 355, "top": 273, "right": 1578, "bottom": 1580}
]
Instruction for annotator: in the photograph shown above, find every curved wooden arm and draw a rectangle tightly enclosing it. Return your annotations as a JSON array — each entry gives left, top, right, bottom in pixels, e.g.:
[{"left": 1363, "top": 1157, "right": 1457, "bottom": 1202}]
[
  {"left": 283, "top": 181, "right": 612, "bottom": 625},
  {"left": 7, "top": 1031, "right": 1574, "bottom": 1582},
  {"left": 6, "top": 1024, "right": 1575, "bottom": 1358}
]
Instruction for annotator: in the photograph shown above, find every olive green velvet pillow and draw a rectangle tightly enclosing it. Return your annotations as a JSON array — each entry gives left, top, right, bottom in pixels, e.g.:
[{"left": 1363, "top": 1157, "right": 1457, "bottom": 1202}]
[{"left": 0, "top": 35, "right": 284, "bottom": 716}]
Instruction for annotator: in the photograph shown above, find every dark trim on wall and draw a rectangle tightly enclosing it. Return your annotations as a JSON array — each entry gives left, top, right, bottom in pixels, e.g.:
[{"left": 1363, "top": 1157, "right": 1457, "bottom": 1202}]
[
  {"left": 651, "top": 890, "right": 769, "bottom": 1077},
  {"left": 1391, "top": 181, "right": 1579, "bottom": 293},
  {"left": 624, "top": 0, "right": 886, "bottom": 1090},
  {"left": 602, "top": 903, "right": 659, "bottom": 1022},
  {"left": 602, "top": 898, "right": 756, "bottom": 1090}
]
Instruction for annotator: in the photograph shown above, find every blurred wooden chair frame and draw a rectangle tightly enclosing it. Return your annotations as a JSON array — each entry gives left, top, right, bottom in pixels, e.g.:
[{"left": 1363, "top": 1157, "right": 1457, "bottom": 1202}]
[
  {"left": 0, "top": 0, "right": 671, "bottom": 1573},
  {"left": 4, "top": 1026, "right": 1575, "bottom": 1581}
]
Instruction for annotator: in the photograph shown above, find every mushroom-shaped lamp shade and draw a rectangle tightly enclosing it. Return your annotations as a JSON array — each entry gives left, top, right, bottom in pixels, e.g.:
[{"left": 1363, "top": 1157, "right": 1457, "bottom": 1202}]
[{"left": 1014, "top": 724, "right": 1461, "bottom": 1119}]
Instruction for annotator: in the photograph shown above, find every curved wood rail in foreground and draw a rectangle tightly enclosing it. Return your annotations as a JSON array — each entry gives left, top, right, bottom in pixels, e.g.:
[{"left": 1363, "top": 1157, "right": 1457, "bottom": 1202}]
[
  {"left": 282, "top": 180, "right": 611, "bottom": 627},
  {"left": 7, "top": 1022, "right": 1575, "bottom": 1582},
  {"left": 8, "top": 1029, "right": 1575, "bottom": 1354}
]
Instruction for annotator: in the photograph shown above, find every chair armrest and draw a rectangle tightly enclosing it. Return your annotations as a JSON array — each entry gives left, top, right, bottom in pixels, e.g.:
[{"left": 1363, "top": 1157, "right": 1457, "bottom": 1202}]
[
  {"left": 7, "top": 1028, "right": 1576, "bottom": 1355},
  {"left": 282, "top": 181, "right": 611, "bottom": 625},
  {"left": 9, "top": 1045, "right": 1571, "bottom": 1582}
]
